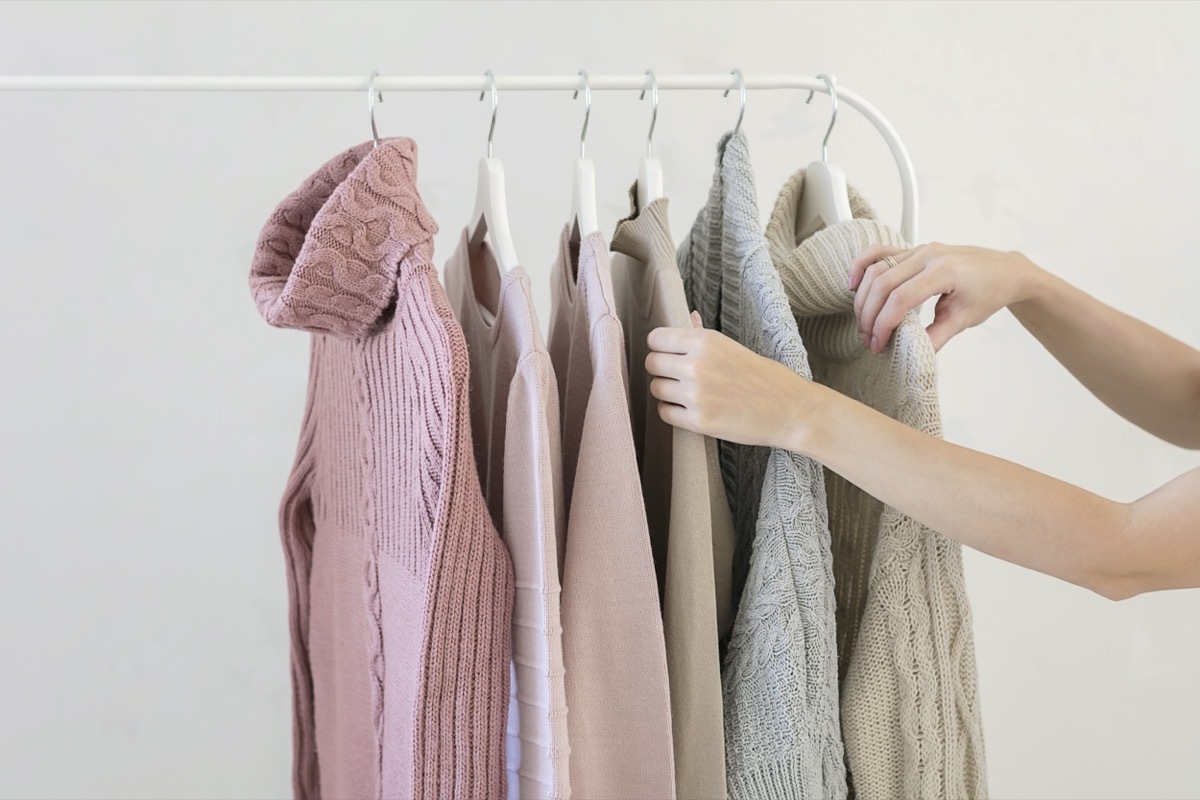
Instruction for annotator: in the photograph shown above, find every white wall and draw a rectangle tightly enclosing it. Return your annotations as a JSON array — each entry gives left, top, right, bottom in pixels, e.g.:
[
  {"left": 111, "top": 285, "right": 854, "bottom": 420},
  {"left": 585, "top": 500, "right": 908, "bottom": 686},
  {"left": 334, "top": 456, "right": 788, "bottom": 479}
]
[{"left": 1, "top": 2, "right": 1197, "bottom": 798}]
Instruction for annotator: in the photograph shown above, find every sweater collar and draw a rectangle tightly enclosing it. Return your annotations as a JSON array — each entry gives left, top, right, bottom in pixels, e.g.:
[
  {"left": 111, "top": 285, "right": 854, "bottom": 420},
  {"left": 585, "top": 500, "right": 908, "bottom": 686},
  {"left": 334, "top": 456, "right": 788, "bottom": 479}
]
[
  {"left": 764, "top": 167, "right": 906, "bottom": 316},
  {"left": 610, "top": 182, "right": 675, "bottom": 267},
  {"left": 249, "top": 138, "right": 439, "bottom": 338}
]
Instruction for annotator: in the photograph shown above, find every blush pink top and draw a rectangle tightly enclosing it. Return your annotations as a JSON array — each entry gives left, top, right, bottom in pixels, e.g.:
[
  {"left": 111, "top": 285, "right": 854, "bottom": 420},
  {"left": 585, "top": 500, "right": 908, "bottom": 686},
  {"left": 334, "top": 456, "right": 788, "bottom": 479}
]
[
  {"left": 547, "top": 227, "right": 676, "bottom": 800},
  {"left": 250, "top": 139, "right": 514, "bottom": 800}
]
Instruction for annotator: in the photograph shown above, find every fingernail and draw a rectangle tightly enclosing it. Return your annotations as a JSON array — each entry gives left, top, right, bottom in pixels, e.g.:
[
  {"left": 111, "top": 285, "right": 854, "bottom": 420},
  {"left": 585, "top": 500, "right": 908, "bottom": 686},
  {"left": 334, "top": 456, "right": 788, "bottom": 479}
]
[{"left": 871, "top": 335, "right": 879, "bottom": 351}]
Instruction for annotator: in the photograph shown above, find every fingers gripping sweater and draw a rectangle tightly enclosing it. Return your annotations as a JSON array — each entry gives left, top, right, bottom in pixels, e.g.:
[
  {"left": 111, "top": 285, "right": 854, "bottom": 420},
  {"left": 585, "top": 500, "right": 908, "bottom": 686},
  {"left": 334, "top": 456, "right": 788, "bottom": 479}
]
[
  {"left": 765, "top": 171, "right": 988, "bottom": 800},
  {"left": 250, "top": 139, "right": 515, "bottom": 800},
  {"left": 677, "top": 131, "right": 848, "bottom": 800}
]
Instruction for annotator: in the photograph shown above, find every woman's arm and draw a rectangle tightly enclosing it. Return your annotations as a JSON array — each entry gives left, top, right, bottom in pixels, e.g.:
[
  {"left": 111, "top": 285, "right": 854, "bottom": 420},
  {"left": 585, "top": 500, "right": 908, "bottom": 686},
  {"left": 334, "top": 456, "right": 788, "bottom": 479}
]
[
  {"left": 645, "top": 323, "right": 1200, "bottom": 600},
  {"left": 850, "top": 243, "right": 1200, "bottom": 449}
]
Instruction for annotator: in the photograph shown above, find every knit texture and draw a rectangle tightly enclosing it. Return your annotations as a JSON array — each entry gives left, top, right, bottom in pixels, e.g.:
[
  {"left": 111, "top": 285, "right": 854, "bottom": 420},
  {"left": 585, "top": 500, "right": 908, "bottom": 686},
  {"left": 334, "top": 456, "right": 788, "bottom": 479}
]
[
  {"left": 611, "top": 188, "right": 736, "bottom": 800},
  {"left": 443, "top": 232, "right": 570, "bottom": 800},
  {"left": 677, "top": 131, "right": 847, "bottom": 800},
  {"left": 547, "top": 227, "right": 677, "bottom": 800},
  {"left": 765, "top": 170, "right": 988, "bottom": 800},
  {"left": 250, "top": 139, "right": 515, "bottom": 800}
]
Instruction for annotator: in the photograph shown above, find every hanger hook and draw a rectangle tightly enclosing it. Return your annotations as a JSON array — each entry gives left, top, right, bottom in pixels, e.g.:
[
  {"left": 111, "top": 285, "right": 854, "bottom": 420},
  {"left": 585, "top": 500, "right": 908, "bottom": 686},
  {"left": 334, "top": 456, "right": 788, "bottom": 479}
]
[
  {"left": 367, "top": 70, "right": 383, "bottom": 148},
  {"left": 640, "top": 69, "right": 659, "bottom": 158},
  {"left": 574, "top": 69, "right": 591, "bottom": 159},
  {"left": 805, "top": 73, "right": 838, "bottom": 162},
  {"left": 724, "top": 68, "right": 746, "bottom": 135},
  {"left": 480, "top": 69, "right": 498, "bottom": 159}
]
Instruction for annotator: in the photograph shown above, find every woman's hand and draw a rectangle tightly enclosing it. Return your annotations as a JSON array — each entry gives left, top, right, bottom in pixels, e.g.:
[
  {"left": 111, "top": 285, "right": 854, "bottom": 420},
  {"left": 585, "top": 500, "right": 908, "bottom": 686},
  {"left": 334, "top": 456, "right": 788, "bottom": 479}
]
[
  {"left": 645, "top": 311, "right": 816, "bottom": 450},
  {"left": 850, "top": 242, "right": 1040, "bottom": 353}
]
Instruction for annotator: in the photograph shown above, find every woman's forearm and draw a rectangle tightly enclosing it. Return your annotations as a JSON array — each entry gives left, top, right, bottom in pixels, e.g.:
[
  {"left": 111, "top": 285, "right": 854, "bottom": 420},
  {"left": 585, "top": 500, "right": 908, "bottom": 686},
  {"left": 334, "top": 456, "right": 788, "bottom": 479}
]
[
  {"left": 791, "top": 382, "right": 1139, "bottom": 599},
  {"left": 646, "top": 322, "right": 1200, "bottom": 597},
  {"left": 1010, "top": 265, "right": 1200, "bottom": 448}
]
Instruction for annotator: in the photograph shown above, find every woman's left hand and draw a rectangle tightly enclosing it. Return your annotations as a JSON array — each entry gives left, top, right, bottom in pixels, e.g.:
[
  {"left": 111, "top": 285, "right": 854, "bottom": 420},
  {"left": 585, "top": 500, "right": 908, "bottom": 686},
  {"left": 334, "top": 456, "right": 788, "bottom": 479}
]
[{"left": 645, "top": 311, "right": 815, "bottom": 450}]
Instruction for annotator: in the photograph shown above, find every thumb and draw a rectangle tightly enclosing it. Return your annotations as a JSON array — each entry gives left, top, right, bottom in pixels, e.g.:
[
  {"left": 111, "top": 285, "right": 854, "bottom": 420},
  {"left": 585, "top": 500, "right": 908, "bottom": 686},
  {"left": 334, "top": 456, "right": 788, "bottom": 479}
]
[
  {"left": 690, "top": 310, "right": 704, "bottom": 330},
  {"left": 925, "top": 313, "right": 967, "bottom": 352}
]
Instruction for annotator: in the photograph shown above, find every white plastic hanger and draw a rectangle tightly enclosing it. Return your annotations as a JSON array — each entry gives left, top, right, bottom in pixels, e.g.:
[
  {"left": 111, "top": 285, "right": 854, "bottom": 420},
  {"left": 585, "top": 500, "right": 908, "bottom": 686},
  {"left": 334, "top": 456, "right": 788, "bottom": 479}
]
[
  {"left": 468, "top": 70, "right": 519, "bottom": 275},
  {"left": 570, "top": 69, "right": 600, "bottom": 243},
  {"left": 796, "top": 73, "right": 854, "bottom": 240},
  {"left": 636, "top": 69, "right": 663, "bottom": 210}
]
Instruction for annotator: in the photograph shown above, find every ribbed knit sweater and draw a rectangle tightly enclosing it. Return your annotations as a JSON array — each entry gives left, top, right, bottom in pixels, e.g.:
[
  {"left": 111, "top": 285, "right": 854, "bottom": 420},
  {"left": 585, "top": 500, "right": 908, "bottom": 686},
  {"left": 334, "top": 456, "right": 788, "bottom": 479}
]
[
  {"left": 443, "top": 232, "right": 570, "bottom": 800},
  {"left": 677, "top": 131, "right": 847, "bottom": 800},
  {"left": 547, "top": 227, "right": 676, "bottom": 800},
  {"left": 765, "top": 170, "right": 988, "bottom": 800},
  {"left": 611, "top": 189, "right": 736, "bottom": 800},
  {"left": 250, "top": 139, "right": 515, "bottom": 800}
]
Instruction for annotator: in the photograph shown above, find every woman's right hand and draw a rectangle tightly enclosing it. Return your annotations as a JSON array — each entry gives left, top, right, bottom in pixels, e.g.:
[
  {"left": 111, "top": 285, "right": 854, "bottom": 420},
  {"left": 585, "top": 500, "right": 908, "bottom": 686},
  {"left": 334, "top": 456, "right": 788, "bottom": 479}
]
[{"left": 849, "top": 242, "right": 1041, "bottom": 353}]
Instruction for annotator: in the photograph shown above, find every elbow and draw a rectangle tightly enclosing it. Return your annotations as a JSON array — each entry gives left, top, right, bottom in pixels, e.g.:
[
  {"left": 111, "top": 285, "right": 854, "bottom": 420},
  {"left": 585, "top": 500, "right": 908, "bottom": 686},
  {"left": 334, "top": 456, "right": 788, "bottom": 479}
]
[
  {"left": 1084, "top": 573, "right": 1143, "bottom": 602},
  {"left": 1080, "top": 502, "right": 1145, "bottom": 602}
]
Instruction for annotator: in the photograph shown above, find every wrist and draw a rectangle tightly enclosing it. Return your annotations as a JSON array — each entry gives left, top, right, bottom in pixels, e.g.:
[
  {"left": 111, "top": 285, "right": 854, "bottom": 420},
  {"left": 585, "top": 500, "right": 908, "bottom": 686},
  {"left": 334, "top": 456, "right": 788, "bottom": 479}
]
[
  {"left": 783, "top": 377, "right": 835, "bottom": 458},
  {"left": 1007, "top": 251, "right": 1052, "bottom": 309}
]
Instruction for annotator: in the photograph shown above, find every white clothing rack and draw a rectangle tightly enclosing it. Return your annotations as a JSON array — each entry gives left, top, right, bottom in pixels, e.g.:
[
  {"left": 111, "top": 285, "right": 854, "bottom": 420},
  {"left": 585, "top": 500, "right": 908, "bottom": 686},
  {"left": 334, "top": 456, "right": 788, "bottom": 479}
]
[{"left": 0, "top": 73, "right": 918, "bottom": 241}]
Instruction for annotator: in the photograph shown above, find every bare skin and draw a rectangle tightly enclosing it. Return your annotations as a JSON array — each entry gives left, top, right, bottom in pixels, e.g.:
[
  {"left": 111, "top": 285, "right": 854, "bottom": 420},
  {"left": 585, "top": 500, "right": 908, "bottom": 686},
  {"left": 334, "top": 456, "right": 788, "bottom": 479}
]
[{"left": 645, "top": 243, "right": 1200, "bottom": 601}]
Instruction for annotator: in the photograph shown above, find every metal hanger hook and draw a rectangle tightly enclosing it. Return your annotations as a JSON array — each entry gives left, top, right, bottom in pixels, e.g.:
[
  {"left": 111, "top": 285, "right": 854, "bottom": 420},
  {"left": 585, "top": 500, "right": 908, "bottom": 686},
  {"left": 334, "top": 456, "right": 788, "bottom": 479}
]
[
  {"left": 805, "top": 73, "right": 839, "bottom": 162},
  {"left": 480, "top": 70, "right": 498, "bottom": 159},
  {"left": 640, "top": 69, "right": 658, "bottom": 158},
  {"left": 367, "top": 70, "right": 383, "bottom": 148},
  {"left": 573, "top": 69, "right": 591, "bottom": 159},
  {"left": 724, "top": 68, "right": 746, "bottom": 135}
]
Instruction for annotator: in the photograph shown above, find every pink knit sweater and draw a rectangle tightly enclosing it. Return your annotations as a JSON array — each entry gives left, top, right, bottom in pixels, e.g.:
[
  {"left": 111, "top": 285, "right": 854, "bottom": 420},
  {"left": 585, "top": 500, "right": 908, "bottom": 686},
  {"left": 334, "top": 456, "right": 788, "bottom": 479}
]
[
  {"left": 250, "top": 139, "right": 515, "bottom": 800},
  {"left": 547, "top": 228, "right": 676, "bottom": 799}
]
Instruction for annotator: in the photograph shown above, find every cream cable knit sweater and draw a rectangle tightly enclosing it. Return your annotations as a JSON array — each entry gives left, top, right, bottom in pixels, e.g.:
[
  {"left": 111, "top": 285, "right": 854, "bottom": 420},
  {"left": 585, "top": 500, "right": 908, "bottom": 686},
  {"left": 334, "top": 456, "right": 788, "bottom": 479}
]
[
  {"left": 765, "top": 170, "right": 988, "bottom": 800},
  {"left": 678, "top": 131, "right": 847, "bottom": 800}
]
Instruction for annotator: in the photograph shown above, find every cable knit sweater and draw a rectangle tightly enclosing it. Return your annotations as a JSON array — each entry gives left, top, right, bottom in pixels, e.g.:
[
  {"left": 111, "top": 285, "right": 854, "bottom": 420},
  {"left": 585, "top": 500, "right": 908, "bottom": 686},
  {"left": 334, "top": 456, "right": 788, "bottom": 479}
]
[
  {"left": 677, "top": 131, "right": 847, "bottom": 800},
  {"left": 250, "top": 139, "right": 515, "bottom": 800},
  {"left": 765, "top": 170, "right": 988, "bottom": 800},
  {"left": 443, "top": 233, "right": 570, "bottom": 800}
]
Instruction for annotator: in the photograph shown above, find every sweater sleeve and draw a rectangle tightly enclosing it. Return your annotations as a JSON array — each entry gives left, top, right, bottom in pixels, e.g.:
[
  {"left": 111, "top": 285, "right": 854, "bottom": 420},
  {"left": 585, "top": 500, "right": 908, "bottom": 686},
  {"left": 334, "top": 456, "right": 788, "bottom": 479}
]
[
  {"left": 502, "top": 350, "right": 570, "bottom": 800},
  {"left": 278, "top": 434, "right": 319, "bottom": 800},
  {"left": 559, "top": 314, "right": 676, "bottom": 800}
]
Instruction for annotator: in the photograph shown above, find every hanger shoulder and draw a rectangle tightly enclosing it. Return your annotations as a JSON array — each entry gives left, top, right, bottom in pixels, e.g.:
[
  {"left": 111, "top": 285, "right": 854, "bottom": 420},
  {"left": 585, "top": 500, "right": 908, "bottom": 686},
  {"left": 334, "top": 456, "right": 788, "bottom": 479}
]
[
  {"left": 470, "top": 156, "right": 519, "bottom": 272},
  {"left": 796, "top": 159, "right": 853, "bottom": 239},
  {"left": 637, "top": 156, "right": 664, "bottom": 210},
  {"left": 571, "top": 156, "right": 599, "bottom": 240}
]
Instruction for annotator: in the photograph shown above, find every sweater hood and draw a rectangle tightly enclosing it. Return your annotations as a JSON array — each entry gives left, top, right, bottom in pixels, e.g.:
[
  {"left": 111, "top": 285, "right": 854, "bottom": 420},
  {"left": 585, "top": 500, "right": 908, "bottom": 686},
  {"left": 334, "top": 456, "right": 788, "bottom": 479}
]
[
  {"left": 249, "top": 138, "right": 439, "bottom": 338},
  {"left": 765, "top": 168, "right": 907, "bottom": 317}
]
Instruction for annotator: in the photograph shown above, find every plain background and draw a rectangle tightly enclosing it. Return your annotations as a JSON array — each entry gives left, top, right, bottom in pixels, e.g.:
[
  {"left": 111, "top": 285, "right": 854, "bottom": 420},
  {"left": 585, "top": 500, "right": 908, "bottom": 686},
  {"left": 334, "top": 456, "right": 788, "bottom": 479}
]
[{"left": 2, "top": 1, "right": 1198, "bottom": 798}]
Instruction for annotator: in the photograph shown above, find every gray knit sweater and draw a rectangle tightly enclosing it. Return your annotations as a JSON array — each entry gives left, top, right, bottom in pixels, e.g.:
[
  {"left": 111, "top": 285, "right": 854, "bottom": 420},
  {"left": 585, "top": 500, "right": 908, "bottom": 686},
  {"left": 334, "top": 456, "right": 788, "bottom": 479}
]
[{"left": 677, "top": 131, "right": 847, "bottom": 800}]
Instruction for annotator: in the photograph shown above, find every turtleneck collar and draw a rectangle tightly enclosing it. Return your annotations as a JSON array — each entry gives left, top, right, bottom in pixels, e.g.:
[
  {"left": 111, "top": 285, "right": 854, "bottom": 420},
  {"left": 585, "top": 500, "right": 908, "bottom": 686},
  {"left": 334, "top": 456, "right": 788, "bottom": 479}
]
[
  {"left": 765, "top": 168, "right": 906, "bottom": 317},
  {"left": 249, "top": 138, "right": 439, "bottom": 338}
]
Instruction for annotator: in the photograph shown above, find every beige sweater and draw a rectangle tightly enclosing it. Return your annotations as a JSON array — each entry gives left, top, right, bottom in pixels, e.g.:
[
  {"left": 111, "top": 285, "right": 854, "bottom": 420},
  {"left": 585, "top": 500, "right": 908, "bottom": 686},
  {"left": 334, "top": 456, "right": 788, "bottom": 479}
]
[
  {"left": 547, "top": 226, "right": 676, "bottom": 800},
  {"left": 444, "top": 232, "right": 570, "bottom": 800},
  {"left": 611, "top": 191, "right": 737, "bottom": 800},
  {"left": 765, "top": 170, "right": 988, "bottom": 800}
]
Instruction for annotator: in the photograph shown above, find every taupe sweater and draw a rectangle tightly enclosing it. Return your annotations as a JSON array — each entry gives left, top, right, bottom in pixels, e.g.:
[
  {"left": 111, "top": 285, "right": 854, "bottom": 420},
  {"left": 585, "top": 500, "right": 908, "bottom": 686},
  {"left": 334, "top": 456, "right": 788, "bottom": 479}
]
[
  {"left": 765, "top": 170, "right": 988, "bottom": 800},
  {"left": 611, "top": 190, "right": 737, "bottom": 800}
]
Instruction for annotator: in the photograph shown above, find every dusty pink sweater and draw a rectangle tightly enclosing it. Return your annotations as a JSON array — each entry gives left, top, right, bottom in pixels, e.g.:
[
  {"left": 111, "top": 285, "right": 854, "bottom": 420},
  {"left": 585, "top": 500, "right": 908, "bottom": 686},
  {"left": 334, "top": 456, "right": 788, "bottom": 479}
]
[
  {"left": 250, "top": 139, "right": 515, "bottom": 800},
  {"left": 547, "top": 228, "right": 676, "bottom": 799}
]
